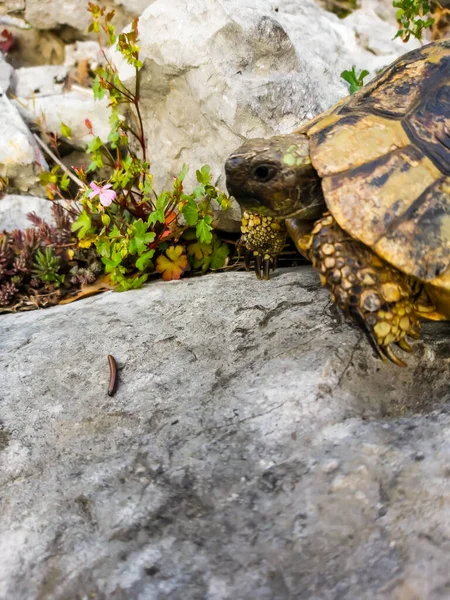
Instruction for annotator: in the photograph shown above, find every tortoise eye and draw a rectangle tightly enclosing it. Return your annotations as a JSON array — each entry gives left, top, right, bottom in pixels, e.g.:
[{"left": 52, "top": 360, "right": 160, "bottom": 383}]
[{"left": 252, "top": 164, "right": 276, "bottom": 182}]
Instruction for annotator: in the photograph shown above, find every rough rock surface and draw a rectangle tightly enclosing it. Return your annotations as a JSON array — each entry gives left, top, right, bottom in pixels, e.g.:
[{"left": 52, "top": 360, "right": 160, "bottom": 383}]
[
  {"left": 0, "top": 194, "right": 55, "bottom": 230},
  {"left": 0, "top": 91, "right": 47, "bottom": 193},
  {"left": 13, "top": 64, "right": 69, "bottom": 97},
  {"left": 0, "top": 54, "right": 13, "bottom": 91},
  {"left": 117, "top": 0, "right": 419, "bottom": 193},
  {"left": 0, "top": 268, "right": 449, "bottom": 599},
  {"left": 0, "top": 0, "right": 157, "bottom": 36},
  {"left": 16, "top": 88, "right": 112, "bottom": 148},
  {"left": 11, "top": 53, "right": 111, "bottom": 149}
]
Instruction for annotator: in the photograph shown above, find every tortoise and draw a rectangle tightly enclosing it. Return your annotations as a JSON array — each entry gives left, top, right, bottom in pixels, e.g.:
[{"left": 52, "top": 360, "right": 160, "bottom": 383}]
[{"left": 225, "top": 39, "right": 450, "bottom": 366}]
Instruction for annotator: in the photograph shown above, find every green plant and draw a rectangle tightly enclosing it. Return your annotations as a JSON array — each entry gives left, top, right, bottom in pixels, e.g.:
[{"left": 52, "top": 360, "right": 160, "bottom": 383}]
[
  {"left": 340, "top": 66, "right": 370, "bottom": 94},
  {"left": 0, "top": 4, "right": 232, "bottom": 312},
  {"left": 393, "top": 0, "right": 434, "bottom": 41},
  {"left": 66, "top": 4, "right": 231, "bottom": 291},
  {"left": 32, "top": 247, "right": 65, "bottom": 286}
]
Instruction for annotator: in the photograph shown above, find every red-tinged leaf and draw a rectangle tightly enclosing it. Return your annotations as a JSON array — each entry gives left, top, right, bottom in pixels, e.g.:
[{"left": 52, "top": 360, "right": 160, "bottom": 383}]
[
  {"left": 155, "top": 245, "right": 188, "bottom": 281},
  {"left": 0, "top": 29, "right": 14, "bottom": 53}
]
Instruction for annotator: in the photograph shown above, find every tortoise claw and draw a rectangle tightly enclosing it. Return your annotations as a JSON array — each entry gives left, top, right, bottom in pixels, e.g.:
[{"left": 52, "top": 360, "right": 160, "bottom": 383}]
[
  {"left": 349, "top": 306, "right": 411, "bottom": 367},
  {"left": 244, "top": 248, "right": 253, "bottom": 272},
  {"left": 242, "top": 249, "right": 275, "bottom": 280},
  {"left": 408, "top": 322, "right": 421, "bottom": 339},
  {"left": 380, "top": 344, "right": 407, "bottom": 367},
  {"left": 263, "top": 258, "right": 271, "bottom": 281},
  {"left": 397, "top": 338, "right": 414, "bottom": 353},
  {"left": 237, "top": 211, "right": 286, "bottom": 280},
  {"left": 272, "top": 256, "right": 278, "bottom": 272},
  {"left": 254, "top": 254, "right": 262, "bottom": 280}
]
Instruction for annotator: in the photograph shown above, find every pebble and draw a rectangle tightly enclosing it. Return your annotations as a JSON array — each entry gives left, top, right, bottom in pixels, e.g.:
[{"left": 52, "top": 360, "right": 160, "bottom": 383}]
[{"left": 322, "top": 458, "right": 340, "bottom": 474}]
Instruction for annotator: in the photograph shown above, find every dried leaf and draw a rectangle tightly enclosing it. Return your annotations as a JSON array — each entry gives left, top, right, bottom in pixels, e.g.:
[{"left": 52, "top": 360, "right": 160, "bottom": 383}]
[
  {"left": 59, "top": 274, "right": 115, "bottom": 304},
  {"left": 155, "top": 245, "right": 188, "bottom": 281}
]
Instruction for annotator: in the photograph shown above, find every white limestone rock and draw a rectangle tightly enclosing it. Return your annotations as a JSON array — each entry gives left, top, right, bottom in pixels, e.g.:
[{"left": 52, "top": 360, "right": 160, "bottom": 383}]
[
  {"left": 0, "top": 194, "right": 55, "bottom": 231},
  {"left": 11, "top": 48, "right": 111, "bottom": 149},
  {"left": 0, "top": 54, "right": 13, "bottom": 92},
  {"left": 15, "top": 88, "right": 111, "bottom": 147},
  {"left": 63, "top": 40, "right": 104, "bottom": 69},
  {"left": 23, "top": 0, "right": 157, "bottom": 33},
  {"left": 0, "top": 1, "right": 25, "bottom": 15},
  {"left": 12, "top": 65, "right": 68, "bottom": 98},
  {"left": 0, "top": 90, "right": 47, "bottom": 192},
  {"left": 343, "top": 6, "right": 421, "bottom": 56}
]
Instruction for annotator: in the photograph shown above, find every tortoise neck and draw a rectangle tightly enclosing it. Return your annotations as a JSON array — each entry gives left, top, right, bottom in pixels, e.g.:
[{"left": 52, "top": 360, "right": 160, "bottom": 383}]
[{"left": 287, "top": 166, "right": 325, "bottom": 220}]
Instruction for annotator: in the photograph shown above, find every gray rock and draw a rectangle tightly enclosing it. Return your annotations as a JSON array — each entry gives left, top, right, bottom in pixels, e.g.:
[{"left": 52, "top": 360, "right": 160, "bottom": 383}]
[
  {"left": 23, "top": 0, "right": 157, "bottom": 33},
  {"left": 12, "top": 65, "right": 69, "bottom": 98},
  {"left": 15, "top": 88, "right": 111, "bottom": 148},
  {"left": 0, "top": 1, "right": 25, "bottom": 13},
  {"left": 0, "top": 54, "right": 13, "bottom": 92},
  {"left": 0, "top": 90, "right": 47, "bottom": 193},
  {"left": 11, "top": 49, "right": 110, "bottom": 153},
  {"left": 0, "top": 194, "right": 55, "bottom": 230},
  {"left": 63, "top": 40, "right": 104, "bottom": 69},
  {"left": 0, "top": 267, "right": 449, "bottom": 599}
]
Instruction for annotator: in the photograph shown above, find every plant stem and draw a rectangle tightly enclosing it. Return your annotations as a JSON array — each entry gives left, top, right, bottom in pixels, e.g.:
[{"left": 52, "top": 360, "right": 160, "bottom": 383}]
[{"left": 33, "top": 134, "right": 86, "bottom": 190}]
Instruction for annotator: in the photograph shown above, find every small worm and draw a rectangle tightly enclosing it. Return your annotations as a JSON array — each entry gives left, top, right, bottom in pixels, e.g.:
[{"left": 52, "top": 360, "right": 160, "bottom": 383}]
[{"left": 107, "top": 354, "right": 118, "bottom": 397}]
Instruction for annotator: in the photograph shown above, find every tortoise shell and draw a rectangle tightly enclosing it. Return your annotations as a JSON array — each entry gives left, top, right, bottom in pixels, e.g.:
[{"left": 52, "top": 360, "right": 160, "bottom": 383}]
[{"left": 295, "top": 39, "right": 450, "bottom": 292}]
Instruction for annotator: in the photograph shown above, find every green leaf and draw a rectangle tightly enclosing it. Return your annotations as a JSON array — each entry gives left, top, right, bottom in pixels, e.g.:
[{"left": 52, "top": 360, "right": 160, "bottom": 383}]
[
  {"left": 87, "top": 136, "right": 103, "bottom": 154},
  {"left": 128, "top": 219, "right": 156, "bottom": 255},
  {"left": 196, "top": 216, "right": 213, "bottom": 244},
  {"left": 392, "top": 0, "right": 434, "bottom": 41},
  {"left": 92, "top": 75, "right": 106, "bottom": 100},
  {"left": 102, "top": 254, "right": 122, "bottom": 273},
  {"left": 178, "top": 164, "right": 189, "bottom": 182},
  {"left": 191, "top": 183, "right": 206, "bottom": 199},
  {"left": 182, "top": 197, "right": 199, "bottom": 226},
  {"left": 148, "top": 192, "right": 169, "bottom": 225},
  {"left": 60, "top": 122, "right": 72, "bottom": 138},
  {"left": 95, "top": 237, "right": 111, "bottom": 257},
  {"left": 196, "top": 164, "right": 212, "bottom": 185},
  {"left": 59, "top": 173, "right": 70, "bottom": 191},
  {"left": 340, "top": 66, "right": 369, "bottom": 94},
  {"left": 210, "top": 240, "right": 229, "bottom": 270},
  {"left": 135, "top": 249, "right": 155, "bottom": 271},
  {"left": 108, "top": 225, "right": 123, "bottom": 239},
  {"left": 71, "top": 211, "right": 92, "bottom": 239},
  {"left": 116, "top": 273, "right": 148, "bottom": 291},
  {"left": 147, "top": 209, "right": 165, "bottom": 225}
]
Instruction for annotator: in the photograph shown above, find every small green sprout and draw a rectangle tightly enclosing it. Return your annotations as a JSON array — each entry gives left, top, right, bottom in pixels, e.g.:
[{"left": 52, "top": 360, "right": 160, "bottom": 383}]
[
  {"left": 340, "top": 66, "right": 370, "bottom": 94},
  {"left": 32, "top": 247, "right": 65, "bottom": 286}
]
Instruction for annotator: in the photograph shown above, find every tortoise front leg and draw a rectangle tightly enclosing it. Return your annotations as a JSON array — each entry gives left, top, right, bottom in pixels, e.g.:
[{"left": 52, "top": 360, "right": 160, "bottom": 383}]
[
  {"left": 297, "top": 213, "right": 428, "bottom": 366},
  {"left": 238, "top": 210, "right": 287, "bottom": 280}
]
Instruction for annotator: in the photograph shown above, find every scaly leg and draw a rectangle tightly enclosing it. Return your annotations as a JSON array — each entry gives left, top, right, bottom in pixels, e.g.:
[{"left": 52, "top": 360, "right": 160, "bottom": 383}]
[
  {"left": 238, "top": 210, "right": 287, "bottom": 280},
  {"left": 299, "top": 213, "right": 433, "bottom": 366}
]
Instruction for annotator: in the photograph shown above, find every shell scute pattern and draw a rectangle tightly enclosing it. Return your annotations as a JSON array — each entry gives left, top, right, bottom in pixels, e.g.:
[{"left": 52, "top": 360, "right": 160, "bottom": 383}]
[{"left": 302, "top": 40, "right": 450, "bottom": 287}]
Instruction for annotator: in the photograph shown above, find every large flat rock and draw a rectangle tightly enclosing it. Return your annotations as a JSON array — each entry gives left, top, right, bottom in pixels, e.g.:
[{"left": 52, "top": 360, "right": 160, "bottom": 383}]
[{"left": 0, "top": 268, "right": 449, "bottom": 599}]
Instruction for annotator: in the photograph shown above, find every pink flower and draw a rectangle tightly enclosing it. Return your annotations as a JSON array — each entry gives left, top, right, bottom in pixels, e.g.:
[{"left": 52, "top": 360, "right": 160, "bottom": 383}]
[{"left": 89, "top": 182, "right": 116, "bottom": 207}]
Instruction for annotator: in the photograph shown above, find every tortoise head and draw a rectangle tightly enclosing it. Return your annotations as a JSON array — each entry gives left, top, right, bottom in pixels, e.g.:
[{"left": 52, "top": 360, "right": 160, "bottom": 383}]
[{"left": 225, "top": 134, "right": 323, "bottom": 219}]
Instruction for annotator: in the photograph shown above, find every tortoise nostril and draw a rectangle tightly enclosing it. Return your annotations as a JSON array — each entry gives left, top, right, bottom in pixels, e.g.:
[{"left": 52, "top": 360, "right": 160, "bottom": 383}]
[{"left": 225, "top": 155, "right": 243, "bottom": 173}]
